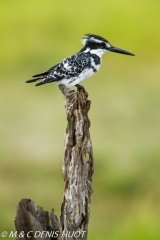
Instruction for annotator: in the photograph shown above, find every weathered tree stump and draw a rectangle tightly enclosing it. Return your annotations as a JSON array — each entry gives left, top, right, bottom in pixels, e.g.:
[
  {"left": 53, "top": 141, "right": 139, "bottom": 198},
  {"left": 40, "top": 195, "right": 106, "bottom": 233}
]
[
  {"left": 59, "top": 85, "right": 94, "bottom": 240},
  {"left": 14, "top": 85, "right": 94, "bottom": 240}
]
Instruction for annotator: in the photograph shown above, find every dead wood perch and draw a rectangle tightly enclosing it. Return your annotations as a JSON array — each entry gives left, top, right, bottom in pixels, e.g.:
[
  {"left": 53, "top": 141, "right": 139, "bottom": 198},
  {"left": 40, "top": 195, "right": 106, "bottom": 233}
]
[{"left": 14, "top": 84, "right": 94, "bottom": 240}]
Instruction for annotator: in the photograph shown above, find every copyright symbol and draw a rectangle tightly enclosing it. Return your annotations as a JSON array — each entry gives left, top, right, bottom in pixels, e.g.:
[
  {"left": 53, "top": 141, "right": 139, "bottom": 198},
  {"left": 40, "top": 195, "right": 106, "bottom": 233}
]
[{"left": 1, "top": 231, "right": 8, "bottom": 237}]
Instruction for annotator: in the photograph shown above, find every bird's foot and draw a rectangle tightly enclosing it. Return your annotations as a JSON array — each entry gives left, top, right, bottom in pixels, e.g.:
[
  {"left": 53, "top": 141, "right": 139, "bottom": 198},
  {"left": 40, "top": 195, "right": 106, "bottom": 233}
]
[{"left": 75, "top": 84, "right": 88, "bottom": 96}]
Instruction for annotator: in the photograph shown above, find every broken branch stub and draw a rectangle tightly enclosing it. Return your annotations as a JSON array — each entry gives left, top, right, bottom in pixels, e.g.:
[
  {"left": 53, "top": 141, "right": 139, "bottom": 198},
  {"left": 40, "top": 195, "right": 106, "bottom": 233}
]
[{"left": 14, "top": 199, "right": 60, "bottom": 240}]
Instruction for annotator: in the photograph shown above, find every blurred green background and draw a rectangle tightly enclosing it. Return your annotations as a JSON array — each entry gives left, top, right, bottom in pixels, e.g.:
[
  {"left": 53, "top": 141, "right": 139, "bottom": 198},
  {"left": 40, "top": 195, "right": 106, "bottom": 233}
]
[{"left": 0, "top": 1, "right": 160, "bottom": 239}]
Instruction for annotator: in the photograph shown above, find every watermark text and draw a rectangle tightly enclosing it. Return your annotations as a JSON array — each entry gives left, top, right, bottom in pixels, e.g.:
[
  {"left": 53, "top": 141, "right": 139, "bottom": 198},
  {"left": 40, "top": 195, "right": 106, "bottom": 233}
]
[{"left": 1, "top": 230, "right": 86, "bottom": 238}]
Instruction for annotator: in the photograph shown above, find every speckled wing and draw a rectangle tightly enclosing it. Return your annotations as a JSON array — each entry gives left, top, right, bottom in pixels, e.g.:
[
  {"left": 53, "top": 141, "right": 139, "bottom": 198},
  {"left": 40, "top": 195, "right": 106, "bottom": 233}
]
[{"left": 48, "top": 53, "right": 90, "bottom": 81}]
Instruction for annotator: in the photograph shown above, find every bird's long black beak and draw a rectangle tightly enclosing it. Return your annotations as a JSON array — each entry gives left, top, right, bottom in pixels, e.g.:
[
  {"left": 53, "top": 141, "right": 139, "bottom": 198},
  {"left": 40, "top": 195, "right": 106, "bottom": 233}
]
[{"left": 109, "top": 46, "right": 135, "bottom": 56}]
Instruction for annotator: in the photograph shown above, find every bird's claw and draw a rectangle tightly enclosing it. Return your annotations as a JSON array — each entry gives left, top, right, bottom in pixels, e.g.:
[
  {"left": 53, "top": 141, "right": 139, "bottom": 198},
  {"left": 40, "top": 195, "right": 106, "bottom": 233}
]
[{"left": 75, "top": 84, "right": 88, "bottom": 96}]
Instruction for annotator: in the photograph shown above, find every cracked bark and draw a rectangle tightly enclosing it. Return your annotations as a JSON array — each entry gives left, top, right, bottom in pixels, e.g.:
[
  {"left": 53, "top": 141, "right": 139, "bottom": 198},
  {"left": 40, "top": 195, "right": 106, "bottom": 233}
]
[{"left": 14, "top": 85, "right": 94, "bottom": 240}]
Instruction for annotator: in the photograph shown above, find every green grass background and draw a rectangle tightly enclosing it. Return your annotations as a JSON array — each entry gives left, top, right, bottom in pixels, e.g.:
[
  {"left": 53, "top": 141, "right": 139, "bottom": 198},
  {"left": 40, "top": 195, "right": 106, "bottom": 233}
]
[{"left": 0, "top": 1, "right": 160, "bottom": 239}]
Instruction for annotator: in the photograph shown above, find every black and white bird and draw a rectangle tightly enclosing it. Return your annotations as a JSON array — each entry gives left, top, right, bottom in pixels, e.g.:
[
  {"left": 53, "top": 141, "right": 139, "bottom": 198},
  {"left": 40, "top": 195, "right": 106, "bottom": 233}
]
[{"left": 25, "top": 34, "right": 135, "bottom": 90}]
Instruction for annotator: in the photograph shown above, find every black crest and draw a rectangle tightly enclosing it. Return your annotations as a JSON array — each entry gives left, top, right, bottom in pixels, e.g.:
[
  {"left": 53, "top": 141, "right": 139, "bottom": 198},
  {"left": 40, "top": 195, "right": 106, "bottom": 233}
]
[{"left": 81, "top": 33, "right": 109, "bottom": 46}]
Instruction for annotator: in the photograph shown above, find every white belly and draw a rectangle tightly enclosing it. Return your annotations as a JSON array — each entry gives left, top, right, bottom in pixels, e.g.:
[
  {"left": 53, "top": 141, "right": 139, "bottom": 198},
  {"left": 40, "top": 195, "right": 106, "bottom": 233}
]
[{"left": 57, "top": 68, "right": 96, "bottom": 86}]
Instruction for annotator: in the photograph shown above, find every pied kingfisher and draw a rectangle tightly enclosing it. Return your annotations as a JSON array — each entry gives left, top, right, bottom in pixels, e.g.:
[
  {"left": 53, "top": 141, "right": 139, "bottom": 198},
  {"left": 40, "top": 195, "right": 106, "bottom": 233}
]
[{"left": 25, "top": 34, "right": 135, "bottom": 91}]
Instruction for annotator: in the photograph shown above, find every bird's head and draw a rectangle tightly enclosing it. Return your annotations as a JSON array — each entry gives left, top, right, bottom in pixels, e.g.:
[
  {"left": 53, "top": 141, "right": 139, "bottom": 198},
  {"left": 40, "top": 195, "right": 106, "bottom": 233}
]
[{"left": 80, "top": 34, "right": 135, "bottom": 57}]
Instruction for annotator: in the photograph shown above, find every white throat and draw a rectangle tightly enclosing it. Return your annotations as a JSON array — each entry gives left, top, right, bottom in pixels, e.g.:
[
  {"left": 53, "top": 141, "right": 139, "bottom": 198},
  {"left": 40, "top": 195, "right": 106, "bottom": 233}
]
[{"left": 84, "top": 48, "right": 109, "bottom": 57}]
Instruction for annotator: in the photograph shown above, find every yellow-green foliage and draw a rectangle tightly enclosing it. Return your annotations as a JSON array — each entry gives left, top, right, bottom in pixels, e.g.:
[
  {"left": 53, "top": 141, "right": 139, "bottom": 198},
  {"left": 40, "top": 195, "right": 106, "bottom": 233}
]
[{"left": 0, "top": 1, "right": 160, "bottom": 239}]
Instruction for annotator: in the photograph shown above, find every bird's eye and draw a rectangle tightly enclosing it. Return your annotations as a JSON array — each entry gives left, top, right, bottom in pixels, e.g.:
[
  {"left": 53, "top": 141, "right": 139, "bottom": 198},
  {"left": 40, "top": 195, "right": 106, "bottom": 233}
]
[{"left": 101, "top": 43, "right": 106, "bottom": 48}]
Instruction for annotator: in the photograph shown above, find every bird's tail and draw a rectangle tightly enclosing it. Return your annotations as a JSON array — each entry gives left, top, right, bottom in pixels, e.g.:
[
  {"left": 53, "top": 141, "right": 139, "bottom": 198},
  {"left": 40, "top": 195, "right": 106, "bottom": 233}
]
[
  {"left": 25, "top": 77, "right": 43, "bottom": 83},
  {"left": 25, "top": 70, "right": 55, "bottom": 86}
]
